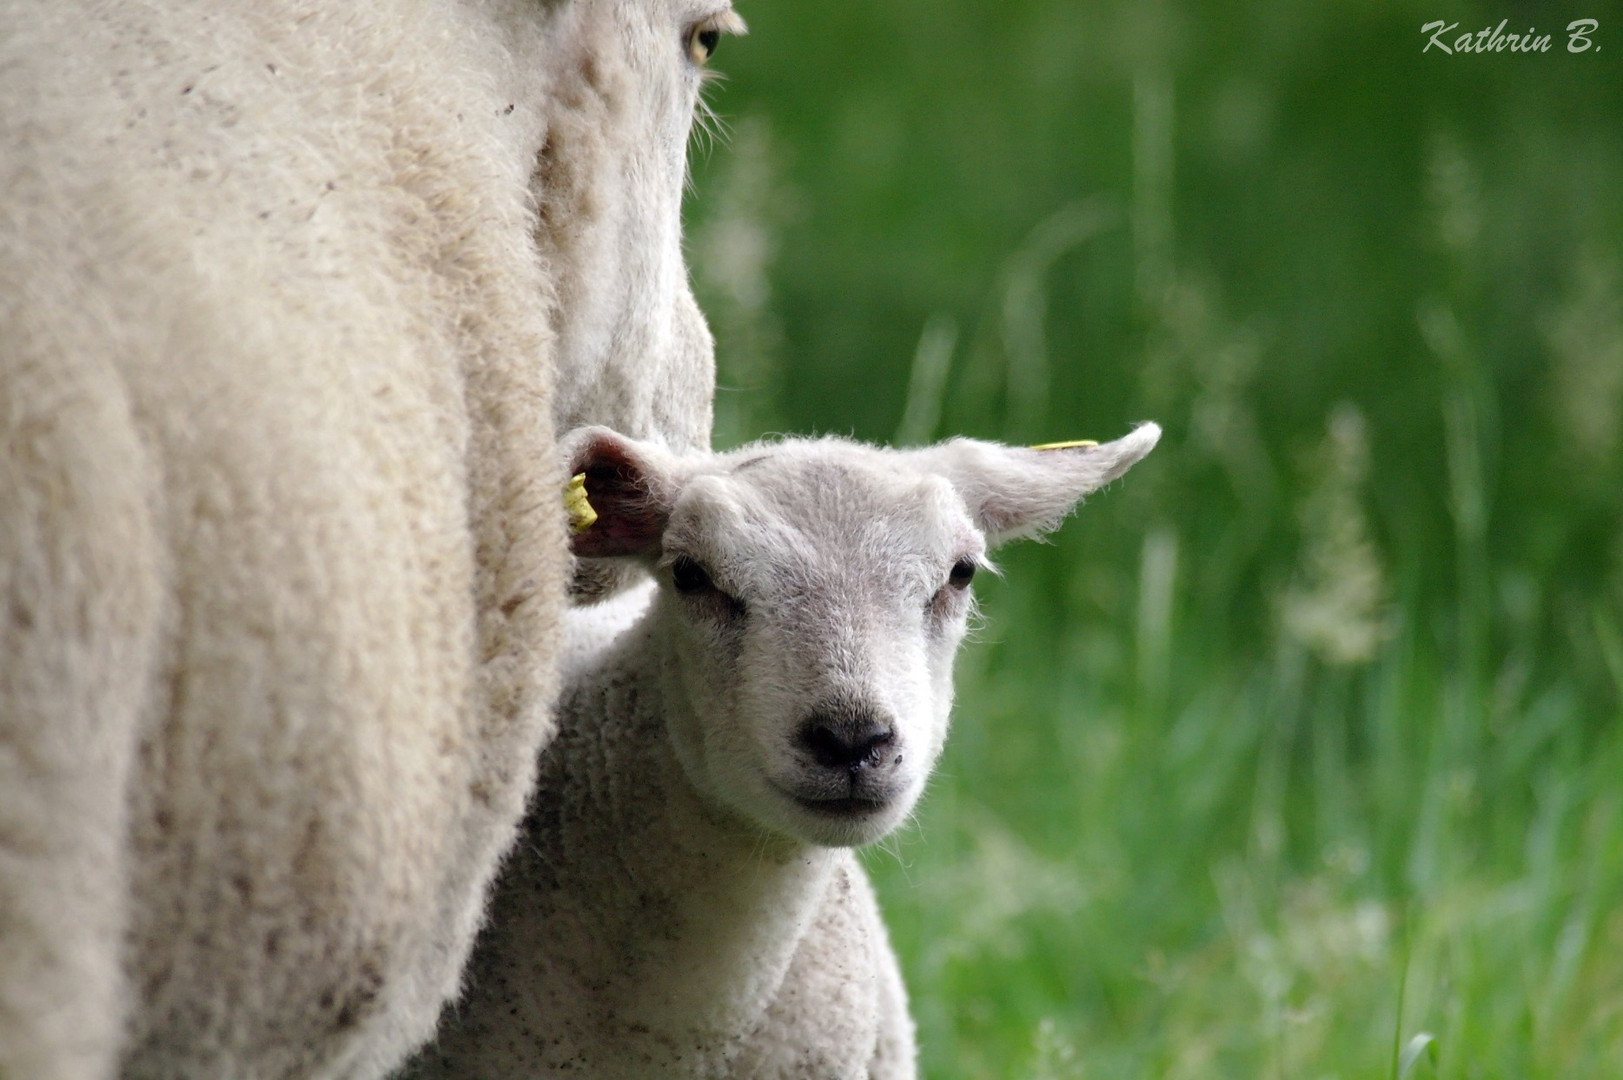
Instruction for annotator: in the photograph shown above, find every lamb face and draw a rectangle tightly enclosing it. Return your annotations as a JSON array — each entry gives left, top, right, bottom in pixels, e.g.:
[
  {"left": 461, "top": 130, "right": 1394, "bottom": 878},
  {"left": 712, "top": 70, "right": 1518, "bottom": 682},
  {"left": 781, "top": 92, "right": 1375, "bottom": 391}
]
[
  {"left": 564, "top": 423, "right": 1163, "bottom": 850},
  {"left": 653, "top": 455, "right": 984, "bottom": 847}
]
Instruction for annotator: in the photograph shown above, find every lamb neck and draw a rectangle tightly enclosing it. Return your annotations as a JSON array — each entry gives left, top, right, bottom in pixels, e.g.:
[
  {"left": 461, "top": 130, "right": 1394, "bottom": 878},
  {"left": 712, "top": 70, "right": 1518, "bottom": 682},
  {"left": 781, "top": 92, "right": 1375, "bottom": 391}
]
[{"left": 487, "top": 607, "right": 840, "bottom": 1071}]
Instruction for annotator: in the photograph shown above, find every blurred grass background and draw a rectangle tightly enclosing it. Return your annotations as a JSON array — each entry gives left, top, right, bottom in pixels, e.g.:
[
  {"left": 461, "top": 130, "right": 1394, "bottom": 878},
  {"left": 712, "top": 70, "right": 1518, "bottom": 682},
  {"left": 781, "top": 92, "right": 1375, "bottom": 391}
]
[{"left": 684, "top": 2, "right": 1623, "bottom": 1075}]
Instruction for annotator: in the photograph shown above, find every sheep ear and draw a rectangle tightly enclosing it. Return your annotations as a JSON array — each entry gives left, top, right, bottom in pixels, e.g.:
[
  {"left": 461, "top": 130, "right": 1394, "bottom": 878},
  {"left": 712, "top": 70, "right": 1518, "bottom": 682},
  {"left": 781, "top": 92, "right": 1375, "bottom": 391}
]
[
  {"left": 560, "top": 427, "right": 678, "bottom": 558},
  {"left": 926, "top": 422, "right": 1161, "bottom": 547}
]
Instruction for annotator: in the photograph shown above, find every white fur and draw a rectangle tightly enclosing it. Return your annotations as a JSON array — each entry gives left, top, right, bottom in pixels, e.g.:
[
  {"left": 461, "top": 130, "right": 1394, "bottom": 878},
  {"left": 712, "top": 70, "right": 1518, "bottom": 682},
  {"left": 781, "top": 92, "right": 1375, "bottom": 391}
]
[
  {"left": 0, "top": 2, "right": 733, "bottom": 1077},
  {"left": 409, "top": 424, "right": 1159, "bottom": 1079}
]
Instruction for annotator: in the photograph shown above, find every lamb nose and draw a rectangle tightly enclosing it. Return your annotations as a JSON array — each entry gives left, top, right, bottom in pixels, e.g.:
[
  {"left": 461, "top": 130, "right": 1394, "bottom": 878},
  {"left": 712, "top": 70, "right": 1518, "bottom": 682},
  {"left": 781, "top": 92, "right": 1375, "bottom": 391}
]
[{"left": 798, "top": 715, "right": 897, "bottom": 771}]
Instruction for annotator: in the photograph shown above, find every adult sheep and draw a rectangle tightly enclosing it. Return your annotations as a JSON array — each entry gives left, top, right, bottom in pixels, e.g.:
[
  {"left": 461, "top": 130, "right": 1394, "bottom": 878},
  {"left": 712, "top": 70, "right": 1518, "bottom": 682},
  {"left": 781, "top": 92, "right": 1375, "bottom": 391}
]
[{"left": 0, "top": 2, "right": 738, "bottom": 1078}]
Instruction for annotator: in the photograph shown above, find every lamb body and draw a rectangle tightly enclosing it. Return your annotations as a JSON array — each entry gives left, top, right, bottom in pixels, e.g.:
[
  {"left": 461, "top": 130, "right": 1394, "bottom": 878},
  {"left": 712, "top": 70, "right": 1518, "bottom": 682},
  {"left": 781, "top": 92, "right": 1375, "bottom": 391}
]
[
  {"left": 0, "top": 2, "right": 735, "bottom": 1077},
  {"left": 411, "top": 423, "right": 1160, "bottom": 1079}
]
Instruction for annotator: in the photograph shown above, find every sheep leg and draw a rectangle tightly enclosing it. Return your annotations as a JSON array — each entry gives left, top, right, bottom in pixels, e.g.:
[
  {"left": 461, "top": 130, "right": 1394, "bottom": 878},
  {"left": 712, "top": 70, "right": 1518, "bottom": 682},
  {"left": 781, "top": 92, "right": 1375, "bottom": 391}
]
[
  {"left": 729, "top": 857, "right": 919, "bottom": 1080},
  {"left": 0, "top": 351, "right": 162, "bottom": 1079},
  {"left": 865, "top": 907, "right": 916, "bottom": 1080}
]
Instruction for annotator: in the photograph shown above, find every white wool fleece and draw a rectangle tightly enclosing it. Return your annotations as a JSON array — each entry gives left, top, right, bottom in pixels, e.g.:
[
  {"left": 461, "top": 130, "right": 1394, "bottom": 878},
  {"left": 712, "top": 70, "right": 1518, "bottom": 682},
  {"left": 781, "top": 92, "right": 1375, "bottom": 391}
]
[
  {"left": 409, "top": 423, "right": 1159, "bottom": 1079},
  {"left": 0, "top": 2, "right": 735, "bottom": 1077}
]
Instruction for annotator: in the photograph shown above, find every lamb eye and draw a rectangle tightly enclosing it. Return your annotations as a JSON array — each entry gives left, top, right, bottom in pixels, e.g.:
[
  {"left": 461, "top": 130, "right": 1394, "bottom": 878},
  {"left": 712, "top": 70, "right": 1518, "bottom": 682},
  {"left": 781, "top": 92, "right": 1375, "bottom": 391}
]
[
  {"left": 671, "top": 556, "right": 715, "bottom": 594},
  {"left": 947, "top": 558, "right": 977, "bottom": 590}
]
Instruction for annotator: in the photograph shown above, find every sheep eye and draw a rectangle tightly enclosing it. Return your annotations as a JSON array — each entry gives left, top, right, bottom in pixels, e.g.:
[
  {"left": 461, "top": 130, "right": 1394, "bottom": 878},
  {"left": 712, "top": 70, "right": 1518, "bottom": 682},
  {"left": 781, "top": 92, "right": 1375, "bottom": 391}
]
[
  {"left": 671, "top": 556, "right": 715, "bottom": 594},
  {"left": 671, "top": 556, "right": 747, "bottom": 620},
  {"left": 947, "top": 558, "right": 977, "bottom": 590},
  {"left": 684, "top": 9, "right": 744, "bottom": 67},
  {"left": 688, "top": 27, "right": 721, "bottom": 65}
]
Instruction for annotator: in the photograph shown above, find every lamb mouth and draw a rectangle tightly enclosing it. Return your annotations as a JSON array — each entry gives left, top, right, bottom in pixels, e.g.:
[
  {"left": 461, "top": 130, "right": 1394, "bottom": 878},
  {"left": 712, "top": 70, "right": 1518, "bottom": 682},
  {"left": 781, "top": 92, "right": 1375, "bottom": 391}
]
[{"left": 792, "top": 795, "right": 889, "bottom": 818}]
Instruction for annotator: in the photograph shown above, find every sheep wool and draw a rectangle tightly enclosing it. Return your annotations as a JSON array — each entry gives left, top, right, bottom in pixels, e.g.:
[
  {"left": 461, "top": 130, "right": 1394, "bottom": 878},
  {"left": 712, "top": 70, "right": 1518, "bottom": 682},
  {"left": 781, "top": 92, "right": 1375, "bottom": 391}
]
[{"left": 0, "top": 2, "right": 733, "bottom": 1078}]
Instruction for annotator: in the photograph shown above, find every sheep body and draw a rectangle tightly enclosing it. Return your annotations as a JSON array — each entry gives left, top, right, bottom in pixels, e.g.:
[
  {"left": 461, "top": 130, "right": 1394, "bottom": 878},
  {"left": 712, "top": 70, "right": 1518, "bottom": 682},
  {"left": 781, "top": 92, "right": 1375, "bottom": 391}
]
[
  {"left": 0, "top": 2, "right": 729, "bottom": 1077},
  {"left": 411, "top": 424, "right": 1160, "bottom": 1079}
]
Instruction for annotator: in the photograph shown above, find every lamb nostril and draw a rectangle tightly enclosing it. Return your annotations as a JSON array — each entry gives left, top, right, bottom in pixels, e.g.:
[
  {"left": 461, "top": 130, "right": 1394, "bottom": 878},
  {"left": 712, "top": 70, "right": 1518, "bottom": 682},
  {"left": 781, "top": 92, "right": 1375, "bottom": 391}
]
[{"left": 798, "top": 719, "right": 896, "bottom": 771}]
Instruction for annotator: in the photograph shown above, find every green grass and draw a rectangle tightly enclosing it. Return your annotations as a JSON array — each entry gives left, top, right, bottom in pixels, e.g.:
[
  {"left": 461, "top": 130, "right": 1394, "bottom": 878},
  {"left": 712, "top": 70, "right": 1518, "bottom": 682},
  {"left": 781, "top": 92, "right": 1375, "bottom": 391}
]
[
  {"left": 862, "top": 577, "right": 1623, "bottom": 1077},
  {"left": 686, "top": 0, "right": 1623, "bottom": 1074}
]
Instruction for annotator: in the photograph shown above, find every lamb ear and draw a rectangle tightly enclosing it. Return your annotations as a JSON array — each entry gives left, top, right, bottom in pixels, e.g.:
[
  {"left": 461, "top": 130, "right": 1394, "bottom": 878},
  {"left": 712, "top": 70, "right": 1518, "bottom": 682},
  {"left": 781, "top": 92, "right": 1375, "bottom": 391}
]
[
  {"left": 926, "top": 422, "right": 1161, "bottom": 546},
  {"left": 559, "top": 426, "right": 680, "bottom": 558}
]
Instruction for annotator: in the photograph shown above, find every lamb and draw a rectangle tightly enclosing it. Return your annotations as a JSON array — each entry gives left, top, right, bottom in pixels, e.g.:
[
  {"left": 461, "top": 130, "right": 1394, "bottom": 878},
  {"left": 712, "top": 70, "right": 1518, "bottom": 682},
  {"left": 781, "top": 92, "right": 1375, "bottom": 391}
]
[
  {"left": 408, "top": 421, "right": 1160, "bottom": 1079},
  {"left": 0, "top": 2, "right": 738, "bottom": 1077}
]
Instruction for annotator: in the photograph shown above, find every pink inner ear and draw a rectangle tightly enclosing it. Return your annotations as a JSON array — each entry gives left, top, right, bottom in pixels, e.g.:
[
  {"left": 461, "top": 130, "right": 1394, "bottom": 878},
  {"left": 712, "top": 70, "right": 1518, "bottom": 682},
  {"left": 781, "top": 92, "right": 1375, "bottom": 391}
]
[{"left": 570, "top": 440, "right": 666, "bottom": 558}]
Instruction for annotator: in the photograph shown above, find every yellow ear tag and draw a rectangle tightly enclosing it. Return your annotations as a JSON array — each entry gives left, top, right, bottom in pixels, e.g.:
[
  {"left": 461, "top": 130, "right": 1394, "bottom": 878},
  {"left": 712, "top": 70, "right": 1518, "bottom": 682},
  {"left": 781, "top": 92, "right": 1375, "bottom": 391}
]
[
  {"left": 565, "top": 472, "right": 598, "bottom": 535},
  {"left": 1028, "top": 439, "right": 1099, "bottom": 451}
]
